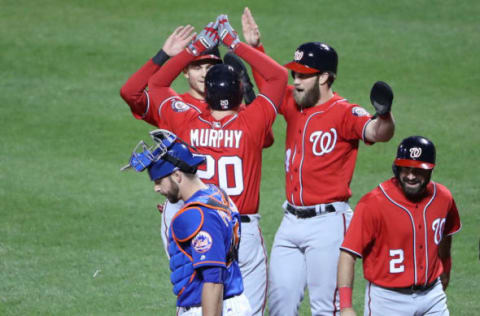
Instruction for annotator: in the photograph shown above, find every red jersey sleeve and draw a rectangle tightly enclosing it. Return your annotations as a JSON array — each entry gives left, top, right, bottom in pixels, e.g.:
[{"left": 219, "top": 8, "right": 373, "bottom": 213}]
[
  {"left": 341, "top": 192, "right": 379, "bottom": 258},
  {"left": 146, "top": 49, "right": 197, "bottom": 129},
  {"left": 234, "top": 43, "right": 287, "bottom": 110},
  {"left": 251, "top": 44, "right": 266, "bottom": 91},
  {"left": 119, "top": 59, "right": 161, "bottom": 126},
  {"left": 339, "top": 103, "right": 373, "bottom": 142},
  {"left": 251, "top": 44, "right": 290, "bottom": 115},
  {"left": 445, "top": 198, "right": 461, "bottom": 236}
]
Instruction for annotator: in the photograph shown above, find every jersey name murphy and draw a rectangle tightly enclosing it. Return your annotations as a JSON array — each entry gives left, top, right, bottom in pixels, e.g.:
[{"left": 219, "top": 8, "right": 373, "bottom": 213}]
[{"left": 190, "top": 129, "right": 243, "bottom": 149}]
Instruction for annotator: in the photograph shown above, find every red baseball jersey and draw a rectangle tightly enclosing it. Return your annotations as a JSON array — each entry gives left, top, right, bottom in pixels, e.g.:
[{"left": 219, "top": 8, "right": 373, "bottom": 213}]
[
  {"left": 280, "top": 89, "right": 372, "bottom": 206},
  {"left": 120, "top": 55, "right": 274, "bottom": 147},
  {"left": 251, "top": 45, "right": 372, "bottom": 206},
  {"left": 341, "top": 178, "right": 461, "bottom": 288},
  {"left": 145, "top": 43, "right": 287, "bottom": 214}
]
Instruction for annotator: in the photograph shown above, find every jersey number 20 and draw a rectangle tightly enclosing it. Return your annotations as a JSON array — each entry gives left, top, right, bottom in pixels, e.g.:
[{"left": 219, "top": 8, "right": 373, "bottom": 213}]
[{"left": 196, "top": 154, "right": 244, "bottom": 196}]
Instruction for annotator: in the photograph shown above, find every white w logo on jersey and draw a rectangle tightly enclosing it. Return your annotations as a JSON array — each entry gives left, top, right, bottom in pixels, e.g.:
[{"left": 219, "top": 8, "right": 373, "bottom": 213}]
[
  {"left": 309, "top": 128, "right": 337, "bottom": 156},
  {"left": 432, "top": 218, "right": 446, "bottom": 245}
]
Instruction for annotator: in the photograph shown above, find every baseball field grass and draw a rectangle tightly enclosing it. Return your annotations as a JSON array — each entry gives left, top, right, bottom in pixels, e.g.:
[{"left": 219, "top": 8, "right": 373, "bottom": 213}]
[{"left": 1, "top": 0, "right": 479, "bottom": 314}]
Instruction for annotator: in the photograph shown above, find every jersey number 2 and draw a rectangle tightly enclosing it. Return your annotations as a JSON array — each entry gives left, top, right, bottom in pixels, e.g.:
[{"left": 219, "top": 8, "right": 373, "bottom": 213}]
[
  {"left": 196, "top": 154, "right": 244, "bottom": 196},
  {"left": 389, "top": 249, "right": 405, "bottom": 273}
]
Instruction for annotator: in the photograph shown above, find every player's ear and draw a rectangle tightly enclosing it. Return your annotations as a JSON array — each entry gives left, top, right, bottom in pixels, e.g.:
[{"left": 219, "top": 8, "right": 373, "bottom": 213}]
[
  {"left": 171, "top": 170, "right": 182, "bottom": 184},
  {"left": 318, "top": 73, "right": 329, "bottom": 86}
]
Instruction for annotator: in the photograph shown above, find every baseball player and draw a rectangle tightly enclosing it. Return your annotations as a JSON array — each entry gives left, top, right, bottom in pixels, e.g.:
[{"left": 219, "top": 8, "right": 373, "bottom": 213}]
[
  {"left": 120, "top": 24, "right": 274, "bottom": 256},
  {"left": 338, "top": 136, "right": 461, "bottom": 316},
  {"left": 242, "top": 7, "right": 396, "bottom": 315},
  {"left": 144, "top": 17, "right": 288, "bottom": 316},
  {"left": 122, "top": 129, "right": 251, "bottom": 315}
]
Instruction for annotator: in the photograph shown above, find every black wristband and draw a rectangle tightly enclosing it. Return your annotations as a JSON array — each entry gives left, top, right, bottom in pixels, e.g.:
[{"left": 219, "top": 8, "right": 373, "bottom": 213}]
[{"left": 152, "top": 49, "right": 170, "bottom": 66}]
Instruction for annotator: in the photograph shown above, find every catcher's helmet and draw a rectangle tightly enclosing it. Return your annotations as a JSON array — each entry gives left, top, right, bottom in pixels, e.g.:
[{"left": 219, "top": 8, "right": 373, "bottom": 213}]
[
  {"left": 192, "top": 46, "right": 222, "bottom": 64},
  {"left": 393, "top": 136, "right": 436, "bottom": 178},
  {"left": 121, "top": 129, "right": 205, "bottom": 181},
  {"left": 205, "top": 64, "right": 243, "bottom": 110},
  {"left": 284, "top": 42, "right": 338, "bottom": 75}
]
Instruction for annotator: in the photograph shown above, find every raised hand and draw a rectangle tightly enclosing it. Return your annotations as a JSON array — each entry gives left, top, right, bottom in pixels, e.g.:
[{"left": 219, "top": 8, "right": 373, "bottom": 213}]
[
  {"left": 187, "top": 22, "right": 219, "bottom": 56},
  {"left": 162, "top": 25, "right": 196, "bottom": 57},
  {"left": 216, "top": 14, "right": 240, "bottom": 49},
  {"left": 370, "top": 81, "right": 394, "bottom": 117},
  {"left": 242, "top": 7, "right": 261, "bottom": 47}
]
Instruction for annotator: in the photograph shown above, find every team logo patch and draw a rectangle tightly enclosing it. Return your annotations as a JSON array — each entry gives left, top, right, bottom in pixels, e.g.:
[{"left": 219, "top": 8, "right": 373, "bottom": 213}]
[
  {"left": 171, "top": 100, "right": 190, "bottom": 112},
  {"left": 294, "top": 50, "right": 304, "bottom": 61},
  {"left": 409, "top": 147, "right": 422, "bottom": 158},
  {"left": 310, "top": 128, "right": 337, "bottom": 156},
  {"left": 192, "top": 231, "right": 213, "bottom": 253},
  {"left": 351, "top": 106, "right": 369, "bottom": 117}
]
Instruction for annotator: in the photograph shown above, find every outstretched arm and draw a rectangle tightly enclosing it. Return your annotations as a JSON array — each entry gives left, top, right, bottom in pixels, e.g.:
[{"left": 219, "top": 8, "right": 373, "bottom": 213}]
[
  {"left": 120, "top": 25, "right": 194, "bottom": 124},
  {"left": 337, "top": 250, "right": 358, "bottom": 316},
  {"left": 217, "top": 15, "right": 286, "bottom": 107},
  {"left": 364, "top": 114, "right": 395, "bottom": 142},
  {"left": 148, "top": 22, "right": 218, "bottom": 100},
  {"left": 364, "top": 81, "right": 395, "bottom": 142},
  {"left": 241, "top": 7, "right": 267, "bottom": 92}
]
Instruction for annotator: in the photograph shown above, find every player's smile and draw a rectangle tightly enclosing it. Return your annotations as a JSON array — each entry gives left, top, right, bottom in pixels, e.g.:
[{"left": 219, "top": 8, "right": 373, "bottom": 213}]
[{"left": 398, "top": 167, "right": 430, "bottom": 200}]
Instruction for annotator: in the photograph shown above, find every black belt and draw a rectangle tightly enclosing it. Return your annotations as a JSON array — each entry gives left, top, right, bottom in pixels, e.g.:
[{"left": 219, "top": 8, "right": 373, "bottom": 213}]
[
  {"left": 240, "top": 215, "right": 251, "bottom": 223},
  {"left": 183, "top": 305, "right": 200, "bottom": 311},
  {"left": 285, "top": 203, "right": 336, "bottom": 218},
  {"left": 383, "top": 280, "right": 437, "bottom": 294}
]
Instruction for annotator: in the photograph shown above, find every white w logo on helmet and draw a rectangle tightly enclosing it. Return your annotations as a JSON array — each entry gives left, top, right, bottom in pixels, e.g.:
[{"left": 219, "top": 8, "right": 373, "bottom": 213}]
[
  {"left": 409, "top": 147, "right": 422, "bottom": 158},
  {"left": 294, "top": 50, "right": 304, "bottom": 61}
]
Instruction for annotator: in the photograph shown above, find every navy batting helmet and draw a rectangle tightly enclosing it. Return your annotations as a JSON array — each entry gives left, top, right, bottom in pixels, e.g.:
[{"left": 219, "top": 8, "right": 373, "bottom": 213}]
[
  {"left": 393, "top": 136, "right": 436, "bottom": 178},
  {"left": 192, "top": 46, "right": 222, "bottom": 64},
  {"left": 121, "top": 129, "right": 205, "bottom": 181},
  {"left": 284, "top": 42, "right": 338, "bottom": 75},
  {"left": 205, "top": 64, "right": 243, "bottom": 111}
]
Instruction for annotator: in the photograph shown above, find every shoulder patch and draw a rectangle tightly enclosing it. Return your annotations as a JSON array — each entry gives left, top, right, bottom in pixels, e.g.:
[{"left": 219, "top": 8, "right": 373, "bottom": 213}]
[
  {"left": 351, "top": 106, "right": 370, "bottom": 117},
  {"left": 171, "top": 207, "right": 204, "bottom": 242},
  {"left": 192, "top": 231, "right": 213, "bottom": 253},
  {"left": 171, "top": 100, "right": 190, "bottom": 112}
]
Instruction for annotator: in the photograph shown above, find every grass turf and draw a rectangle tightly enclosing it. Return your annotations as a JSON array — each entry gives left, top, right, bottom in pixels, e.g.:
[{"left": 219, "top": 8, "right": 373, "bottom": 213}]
[{"left": 1, "top": 0, "right": 479, "bottom": 314}]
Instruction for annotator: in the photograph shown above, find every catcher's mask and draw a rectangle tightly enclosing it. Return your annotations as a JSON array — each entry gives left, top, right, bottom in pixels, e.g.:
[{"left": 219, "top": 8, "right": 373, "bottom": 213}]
[{"left": 121, "top": 129, "right": 205, "bottom": 181}]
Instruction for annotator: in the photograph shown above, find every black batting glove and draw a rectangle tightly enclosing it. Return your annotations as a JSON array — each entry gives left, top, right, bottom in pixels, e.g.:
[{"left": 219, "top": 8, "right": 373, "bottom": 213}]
[{"left": 370, "top": 81, "right": 393, "bottom": 117}]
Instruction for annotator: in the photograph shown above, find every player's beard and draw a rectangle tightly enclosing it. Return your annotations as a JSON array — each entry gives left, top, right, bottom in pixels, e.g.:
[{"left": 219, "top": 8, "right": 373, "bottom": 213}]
[
  {"left": 399, "top": 173, "right": 430, "bottom": 201},
  {"left": 294, "top": 77, "right": 320, "bottom": 110},
  {"left": 165, "top": 177, "right": 180, "bottom": 204}
]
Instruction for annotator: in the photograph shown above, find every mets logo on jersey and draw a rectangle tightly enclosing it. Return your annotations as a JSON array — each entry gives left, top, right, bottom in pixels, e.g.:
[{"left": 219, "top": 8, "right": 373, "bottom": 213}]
[
  {"left": 309, "top": 128, "right": 337, "bottom": 156},
  {"left": 192, "top": 231, "right": 213, "bottom": 253},
  {"left": 171, "top": 100, "right": 190, "bottom": 112},
  {"left": 409, "top": 147, "right": 422, "bottom": 158},
  {"left": 351, "top": 106, "right": 369, "bottom": 117}
]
